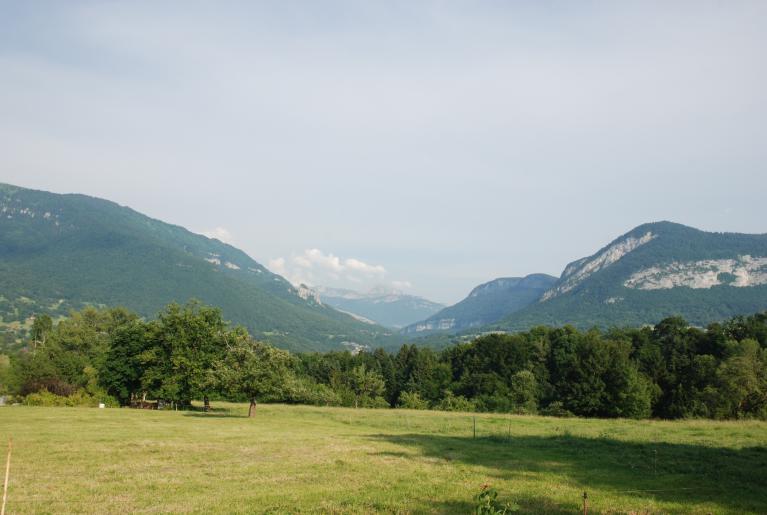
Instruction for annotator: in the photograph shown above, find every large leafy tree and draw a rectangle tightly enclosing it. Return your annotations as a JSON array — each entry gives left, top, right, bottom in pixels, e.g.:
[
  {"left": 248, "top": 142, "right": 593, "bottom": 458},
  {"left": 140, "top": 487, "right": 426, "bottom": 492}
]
[
  {"left": 715, "top": 339, "right": 767, "bottom": 418},
  {"left": 211, "top": 332, "right": 293, "bottom": 417},
  {"left": 101, "top": 320, "right": 151, "bottom": 405},
  {"left": 30, "top": 314, "right": 53, "bottom": 350},
  {"left": 140, "top": 301, "right": 229, "bottom": 406}
]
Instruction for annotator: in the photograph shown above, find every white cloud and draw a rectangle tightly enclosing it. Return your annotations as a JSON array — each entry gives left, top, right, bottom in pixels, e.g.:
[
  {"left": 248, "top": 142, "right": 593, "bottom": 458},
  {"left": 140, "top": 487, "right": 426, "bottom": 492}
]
[
  {"left": 345, "top": 257, "right": 386, "bottom": 276},
  {"left": 267, "top": 257, "right": 286, "bottom": 275},
  {"left": 199, "top": 226, "right": 235, "bottom": 244},
  {"left": 268, "top": 248, "right": 406, "bottom": 292},
  {"left": 302, "top": 249, "right": 344, "bottom": 273},
  {"left": 391, "top": 280, "right": 412, "bottom": 290},
  {"left": 293, "top": 255, "right": 313, "bottom": 269}
]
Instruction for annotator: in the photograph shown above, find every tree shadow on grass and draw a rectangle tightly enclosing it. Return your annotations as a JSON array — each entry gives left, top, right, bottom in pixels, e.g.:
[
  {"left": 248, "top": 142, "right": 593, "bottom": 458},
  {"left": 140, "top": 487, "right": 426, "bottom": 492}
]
[
  {"left": 429, "top": 495, "right": 576, "bottom": 514},
  {"left": 182, "top": 412, "right": 245, "bottom": 418},
  {"left": 367, "top": 433, "right": 767, "bottom": 513},
  {"left": 182, "top": 406, "right": 245, "bottom": 418}
]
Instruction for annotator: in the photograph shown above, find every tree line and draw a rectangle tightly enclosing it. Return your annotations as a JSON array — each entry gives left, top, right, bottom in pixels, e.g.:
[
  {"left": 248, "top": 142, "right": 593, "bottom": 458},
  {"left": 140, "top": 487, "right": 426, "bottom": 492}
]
[{"left": 1, "top": 301, "right": 765, "bottom": 419}]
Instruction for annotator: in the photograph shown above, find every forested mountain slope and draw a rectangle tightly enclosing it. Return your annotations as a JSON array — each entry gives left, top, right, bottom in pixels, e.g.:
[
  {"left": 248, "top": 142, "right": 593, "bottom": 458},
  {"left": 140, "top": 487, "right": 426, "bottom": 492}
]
[{"left": 0, "top": 183, "right": 394, "bottom": 352}]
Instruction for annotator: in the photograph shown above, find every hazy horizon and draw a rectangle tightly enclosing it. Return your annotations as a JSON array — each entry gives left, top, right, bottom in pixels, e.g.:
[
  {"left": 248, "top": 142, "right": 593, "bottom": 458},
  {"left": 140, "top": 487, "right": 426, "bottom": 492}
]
[{"left": 2, "top": 1, "right": 766, "bottom": 304}]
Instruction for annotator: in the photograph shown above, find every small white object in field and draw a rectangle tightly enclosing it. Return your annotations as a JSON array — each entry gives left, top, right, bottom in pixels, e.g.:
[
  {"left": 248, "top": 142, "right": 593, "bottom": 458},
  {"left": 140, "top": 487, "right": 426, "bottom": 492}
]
[{"left": 99, "top": 403, "right": 105, "bottom": 409}]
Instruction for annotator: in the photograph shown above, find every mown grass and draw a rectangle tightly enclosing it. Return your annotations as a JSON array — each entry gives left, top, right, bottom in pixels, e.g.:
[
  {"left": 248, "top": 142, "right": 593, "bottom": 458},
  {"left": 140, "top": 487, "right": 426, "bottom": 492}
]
[{"left": 1, "top": 403, "right": 766, "bottom": 513}]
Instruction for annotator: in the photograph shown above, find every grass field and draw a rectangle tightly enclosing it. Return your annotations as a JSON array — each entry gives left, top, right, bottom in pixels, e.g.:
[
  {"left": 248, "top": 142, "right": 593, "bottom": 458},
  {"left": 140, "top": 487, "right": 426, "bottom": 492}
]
[{"left": 1, "top": 404, "right": 766, "bottom": 514}]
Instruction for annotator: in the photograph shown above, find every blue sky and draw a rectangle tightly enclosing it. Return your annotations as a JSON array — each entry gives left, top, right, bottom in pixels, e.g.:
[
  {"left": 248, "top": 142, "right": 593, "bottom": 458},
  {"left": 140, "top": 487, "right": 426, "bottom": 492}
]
[{"left": 1, "top": 1, "right": 766, "bottom": 303}]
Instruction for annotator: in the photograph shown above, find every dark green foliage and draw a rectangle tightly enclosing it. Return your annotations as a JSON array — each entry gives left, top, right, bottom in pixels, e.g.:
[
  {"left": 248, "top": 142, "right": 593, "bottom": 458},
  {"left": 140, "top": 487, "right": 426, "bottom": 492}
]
[
  {"left": 139, "top": 302, "right": 231, "bottom": 405},
  {"left": 6, "top": 296, "right": 767, "bottom": 420},
  {"left": 397, "top": 391, "right": 430, "bottom": 409},
  {"left": 101, "top": 319, "right": 151, "bottom": 405}
]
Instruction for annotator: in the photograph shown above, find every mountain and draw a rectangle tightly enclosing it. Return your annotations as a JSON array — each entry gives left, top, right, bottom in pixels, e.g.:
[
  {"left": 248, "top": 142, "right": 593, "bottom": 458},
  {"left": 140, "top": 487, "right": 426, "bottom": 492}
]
[
  {"left": 402, "top": 274, "right": 557, "bottom": 336},
  {"left": 495, "top": 221, "right": 767, "bottom": 330},
  {"left": 0, "top": 183, "right": 395, "bottom": 352},
  {"left": 316, "top": 286, "right": 444, "bottom": 329}
]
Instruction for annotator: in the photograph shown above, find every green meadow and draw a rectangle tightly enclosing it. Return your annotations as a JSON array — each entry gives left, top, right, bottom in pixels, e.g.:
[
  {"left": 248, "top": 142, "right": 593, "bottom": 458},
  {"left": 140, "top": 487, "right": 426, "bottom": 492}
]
[{"left": 1, "top": 404, "right": 766, "bottom": 514}]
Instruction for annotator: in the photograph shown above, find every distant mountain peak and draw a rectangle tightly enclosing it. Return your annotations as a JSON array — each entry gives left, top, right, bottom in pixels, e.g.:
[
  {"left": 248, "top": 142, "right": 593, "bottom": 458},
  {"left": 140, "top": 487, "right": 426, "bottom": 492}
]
[
  {"left": 403, "top": 273, "right": 557, "bottom": 336},
  {"left": 497, "top": 221, "right": 767, "bottom": 332},
  {"left": 317, "top": 285, "right": 444, "bottom": 329},
  {"left": 367, "top": 285, "right": 405, "bottom": 297}
]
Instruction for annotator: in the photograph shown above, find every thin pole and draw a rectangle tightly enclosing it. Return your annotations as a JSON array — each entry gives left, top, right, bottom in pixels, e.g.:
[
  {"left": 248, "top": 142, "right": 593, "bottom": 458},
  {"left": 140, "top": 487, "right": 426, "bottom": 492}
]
[
  {"left": 1, "top": 438, "right": 11, "bottom": 515},
  {"left": 473, "top": 417, "right": 476, "bottom": 439},
  {"left": 582, "top": 491, "right": 588, "bottom": 515}
]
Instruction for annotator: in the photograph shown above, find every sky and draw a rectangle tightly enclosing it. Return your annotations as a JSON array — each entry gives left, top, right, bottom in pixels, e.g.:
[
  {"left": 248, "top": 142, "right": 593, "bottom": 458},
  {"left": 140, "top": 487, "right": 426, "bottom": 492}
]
[{"left": 1, "top": 1, "right": 766, "bottom": 304}]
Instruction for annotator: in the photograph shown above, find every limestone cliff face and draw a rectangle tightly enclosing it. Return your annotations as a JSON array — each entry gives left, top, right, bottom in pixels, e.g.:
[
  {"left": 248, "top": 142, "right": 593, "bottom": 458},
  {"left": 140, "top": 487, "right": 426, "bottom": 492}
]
[
  {"left": 296, "top": 284, "right": 322, "bottom": 304},
  {"left": 542, "top": 232, "right": 656, "bottom": 301},
  {"left": 625, "top": 255, "right": 767, "bottom": 290},
  {"left": 497, "top": 221, "right": 767, "bottom": 332}
]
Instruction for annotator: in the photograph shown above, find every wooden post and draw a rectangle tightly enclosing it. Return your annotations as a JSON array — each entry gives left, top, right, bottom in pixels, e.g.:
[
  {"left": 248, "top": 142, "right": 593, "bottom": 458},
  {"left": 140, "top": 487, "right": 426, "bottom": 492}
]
[
  {"left": 507, "top": 417, "right": 512, "bottom": 441},
  {"left": 473, "top": 417, "right": 476, "bottom": 439},
  {"left": 1, "top": 438, "right": 11, "bottom": 515},
  {"left": 582, "top": 491, "right": 588, "bottom": 515}
]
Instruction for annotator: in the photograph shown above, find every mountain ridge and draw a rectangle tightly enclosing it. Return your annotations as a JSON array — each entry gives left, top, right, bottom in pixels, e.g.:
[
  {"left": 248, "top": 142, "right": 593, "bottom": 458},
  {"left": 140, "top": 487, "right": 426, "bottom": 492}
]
[
  {"left": 316, "top": 285, "right": 444, "bottom": 329},
  {"left": 0, "top": 183, "right": 395, "bottom": 352},
  {"left": 402, "top": 273, "right": 557, "bottom": 336},
  {"left": 495, "top": 221, "right": 767, "bottom": 331}
]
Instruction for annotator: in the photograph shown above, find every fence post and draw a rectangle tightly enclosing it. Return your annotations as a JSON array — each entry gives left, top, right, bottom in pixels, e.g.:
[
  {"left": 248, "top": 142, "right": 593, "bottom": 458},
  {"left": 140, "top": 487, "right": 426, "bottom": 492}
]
[
  {"left": 1, "top": 438, "right": 11, "bottom": 515},
  {"left": 582, "top": 491, "right": 588, "bottom": 515},
  {"left": 473, "top": 417, "right": 476, "bottom": 439}
]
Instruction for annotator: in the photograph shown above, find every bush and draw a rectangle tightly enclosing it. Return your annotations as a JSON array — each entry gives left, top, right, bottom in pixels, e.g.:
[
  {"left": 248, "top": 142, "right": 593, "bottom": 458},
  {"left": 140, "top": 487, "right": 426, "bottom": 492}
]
[
  {"left": 474, "top": 484, "right": 518, "bottom": 514},
  {"left": 475, "top": 394, "right": 514, "bottom": 413},
  {"left": 359, "top": 395, "right": 390, "bottom": 409},
  {"left": 25, "top": 389, "right": 119, "bottom": 407},
  {"left": 539, "top": 401, "right": 574, "bottom": 418},
  {"left": 436, "top": 391, "right": 477, "bottom": 412},
  {"left": 397, "top": 391, "right": 429, "bottom": 410},
  {"left": 284, "top": 376, "right": 341, "bottom": 406},
  {"left": 509, "top": 370, "right": 538, "bottom": 414}
]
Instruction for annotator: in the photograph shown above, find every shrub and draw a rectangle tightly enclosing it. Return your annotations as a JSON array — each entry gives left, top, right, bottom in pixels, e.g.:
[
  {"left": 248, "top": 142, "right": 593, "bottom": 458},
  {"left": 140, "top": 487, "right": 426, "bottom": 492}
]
[
  {"left": 509, "top": 370, "right": 538, "bottom": 414},
  {"left": 539, "top": 401, "right": 574, "bottom": 418},
  {"left": 475, "top": 394, "right": 514, "bottom": 413},
  {"left": 359, "top": 395, "right": 390, "bottom": 409},
  {"left": 474, "top": 484, "right": 518, "bottom": 514},
  {"left": 25, "top": 389, "right": 119, "bottom": 407},
  {"left": 397, "top": 391, "right": 429, "bottom": 410},
  {"left": 284, "top": 376, "right": 341, "bottom": 406},
  {"left": 436, "top": 391, "right": 477, "bottom": 412}
]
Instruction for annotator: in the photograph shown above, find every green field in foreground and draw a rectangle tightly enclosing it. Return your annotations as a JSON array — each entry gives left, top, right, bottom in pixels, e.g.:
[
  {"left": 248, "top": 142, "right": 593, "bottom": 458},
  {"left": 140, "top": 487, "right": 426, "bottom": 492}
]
[{"left": 1, "top": 404, "right": 766, "bottom": 514}]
